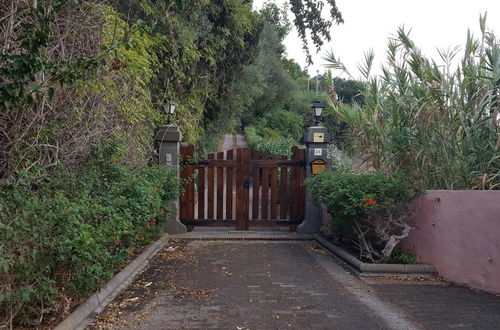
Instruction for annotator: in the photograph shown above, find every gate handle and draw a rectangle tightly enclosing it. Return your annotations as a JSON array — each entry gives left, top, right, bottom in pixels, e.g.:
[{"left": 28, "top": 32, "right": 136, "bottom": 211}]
[{"left": 243, "top": 180, "right": 250, "bottom": 189}]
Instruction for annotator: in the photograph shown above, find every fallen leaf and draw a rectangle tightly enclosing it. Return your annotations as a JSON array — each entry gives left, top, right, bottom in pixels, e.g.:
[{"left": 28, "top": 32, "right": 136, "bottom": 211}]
[{"left": 125, "top": 297, "right": 139, "bottom": 302}]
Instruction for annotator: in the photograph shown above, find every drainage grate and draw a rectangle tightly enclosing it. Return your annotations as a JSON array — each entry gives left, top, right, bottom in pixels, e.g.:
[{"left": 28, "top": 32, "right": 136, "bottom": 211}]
[{"left": 169, "top": 236, "right": 313, "bottom": 242}]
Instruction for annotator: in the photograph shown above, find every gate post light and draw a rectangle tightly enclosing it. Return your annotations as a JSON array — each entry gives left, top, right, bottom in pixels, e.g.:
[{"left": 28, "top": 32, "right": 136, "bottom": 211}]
[
  {"left": 164, "top": 100, "right": 176, "bottom": 124},
  {"left": 154, "top": 102, "right": 185, "bottom": 234},
  {"left": 298, "top": 103, "right": 331, "bottom": 234},
  {"left": 312, "top": 100, "right": 325, "bottom": 126}
]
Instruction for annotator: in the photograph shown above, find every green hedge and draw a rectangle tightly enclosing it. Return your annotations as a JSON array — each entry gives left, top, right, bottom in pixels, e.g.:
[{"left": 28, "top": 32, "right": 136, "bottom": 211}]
[
  {"left": 259, "top": 110, "right": 303, "bottom": 141},
  {"left": 0, "top": 140, "right": 179, "bottom": 327},
  {"left": 245, "top": 126, "right": 295, "bottom": 156}
]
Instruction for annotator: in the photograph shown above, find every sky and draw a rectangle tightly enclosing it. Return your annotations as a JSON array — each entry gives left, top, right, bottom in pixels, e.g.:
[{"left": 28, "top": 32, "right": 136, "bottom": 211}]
[{"left": 252, "top": 0, "right": 500, "bottom": 79}]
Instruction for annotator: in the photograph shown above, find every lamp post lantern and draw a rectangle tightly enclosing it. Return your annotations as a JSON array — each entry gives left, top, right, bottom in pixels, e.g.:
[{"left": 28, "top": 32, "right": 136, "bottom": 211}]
[
  {"left": 168, "top": 100, "right": 176, "bottom": 115},
  {"left": 312, "top": 100, "right": 325, "bottom": 126},
  {"left": 165, "top": 100, "right": 176, "bottom": 124}
]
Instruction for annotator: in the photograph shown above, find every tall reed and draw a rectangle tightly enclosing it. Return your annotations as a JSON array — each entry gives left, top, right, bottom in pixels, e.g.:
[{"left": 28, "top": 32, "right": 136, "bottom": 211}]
[{"left": 324, "top": 15, "right": 500, "bottom": 189}]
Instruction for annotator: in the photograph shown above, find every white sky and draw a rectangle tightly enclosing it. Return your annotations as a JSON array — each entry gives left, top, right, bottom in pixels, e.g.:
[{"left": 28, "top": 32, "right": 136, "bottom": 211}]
[{"left": 252, "top": 0, "right": 500, "bottom": 79}]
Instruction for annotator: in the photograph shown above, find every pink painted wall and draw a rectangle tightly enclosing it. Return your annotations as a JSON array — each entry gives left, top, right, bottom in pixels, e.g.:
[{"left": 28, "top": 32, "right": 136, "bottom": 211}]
[{"left": 401, "top": 190, "right": 500, "bottom": 294}]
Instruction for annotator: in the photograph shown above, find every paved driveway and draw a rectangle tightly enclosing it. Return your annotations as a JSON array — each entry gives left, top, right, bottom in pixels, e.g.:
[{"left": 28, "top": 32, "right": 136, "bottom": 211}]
[
  {"left": 89, "top": 239, "right": 500, "bottom": 330},
  {"left": 218, "top": 134, "right": 248, "bottom": 153}
]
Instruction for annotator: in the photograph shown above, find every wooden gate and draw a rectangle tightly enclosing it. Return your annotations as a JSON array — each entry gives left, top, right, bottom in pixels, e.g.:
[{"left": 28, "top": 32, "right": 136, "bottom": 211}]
[{"left": 179, "top": 144, "right": 306, "bottom": 230}]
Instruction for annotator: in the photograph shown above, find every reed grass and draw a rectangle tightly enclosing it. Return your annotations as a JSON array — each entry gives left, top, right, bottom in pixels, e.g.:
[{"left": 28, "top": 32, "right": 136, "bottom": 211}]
[{"left": 324, "top": 14, "right": 499, "bottom": 189}]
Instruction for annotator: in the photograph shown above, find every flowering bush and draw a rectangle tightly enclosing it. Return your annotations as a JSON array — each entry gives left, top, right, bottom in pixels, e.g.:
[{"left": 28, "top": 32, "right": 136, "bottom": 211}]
[{"left": 307, "top": 171, "right": 423, "bottom": 262}]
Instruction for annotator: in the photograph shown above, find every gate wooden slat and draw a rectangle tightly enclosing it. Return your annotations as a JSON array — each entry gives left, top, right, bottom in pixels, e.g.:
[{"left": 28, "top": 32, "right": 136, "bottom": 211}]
[
  {"left": 296, "top": 149, "right": 306, "bottom": 220},
  {"left": 261, "top": 167, "right": 269, "bottom": 220},
  {"left": 180, "top": 144, "right": 195, "bottom": 221},
  {"left": 290, "top": 146, "right": 300, "bottom": 221},
  {"left": 251, "top": 150, "right": 260, "bottom": 220},
  {"left": 216, "top": 151, "right": 224, "bottom": 219},
  {"left": 243, "top": 149, "right": 250, "bottom": 223},
  {"left": 279, "top": 156, "right": 288, "bottom": 219},
  {"left": 179, "top": 146, "right": 188, "bottom": 221},
  {"left": 226, "top": 150, "right": 234, "bottom": 220},
  {"left": 235, "top": 148, "right": 249, "bottom": 230},
  {"left": 252, "top": 166, "right": 260, "bottom": 219},
  {"left": 188, "top": 145, "right": 196, "bottom": 221},
  {"left": 270, "top": 155, "right": 278, "bottom": 219},
  {"left": 235, "top": 148, "right": 244, "bottom": 229},
  {"left": 297, "top": 149, "right": 306, "bottom": 220},
  {"left": 207, "top": 153, "right": 215, "bottom": 220},
  {"left": 197, "top": 161, "right": 205, "bottom": 219},
  {"left": 290, "top": 147, "right": 305, "bottom": 231}
]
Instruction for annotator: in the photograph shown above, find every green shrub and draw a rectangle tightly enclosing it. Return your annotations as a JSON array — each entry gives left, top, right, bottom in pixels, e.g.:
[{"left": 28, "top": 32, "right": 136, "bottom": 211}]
[
  {"left": 245, "top": 126, "right": 296, "bottom": 156},
  {"left": 258, "top": 109, "right": 304, "bottom": 141},
  {"left": 307, "top": 171, "right": 421, "bottom": 233},
  {"left": 244, "top": 108, "right": 305, "bottom": 156},
  {"left": 0, "top": 140, "right": 179, "bottom": 327},
  {"left": 307, "top": 171, "right": 423, "bottom": 262}
]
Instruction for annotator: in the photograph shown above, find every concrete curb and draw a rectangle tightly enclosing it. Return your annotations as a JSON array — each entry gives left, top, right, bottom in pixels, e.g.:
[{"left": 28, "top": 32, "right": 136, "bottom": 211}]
[
  {"left": 55, "top": 233, "right": 170, "bottom": 330},
  {"left": 313, "top": 234, "right": 437, "bottom": 276}
]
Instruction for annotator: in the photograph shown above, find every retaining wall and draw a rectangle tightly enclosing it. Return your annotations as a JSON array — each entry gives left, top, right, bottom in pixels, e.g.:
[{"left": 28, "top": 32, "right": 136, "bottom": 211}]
[{"left": 401, "top": 190, "right": 500, "bottom": 294}]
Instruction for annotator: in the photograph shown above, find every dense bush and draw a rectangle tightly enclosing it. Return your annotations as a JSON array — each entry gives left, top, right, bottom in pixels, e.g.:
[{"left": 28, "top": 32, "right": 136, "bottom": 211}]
[
  {"left": 259, "top": 109, "right": 304, "bottom": 141},
  {"left": 0, "top": 0, "right": 263, "bottom": 176},
  {"left": 244, "top": 107, "right": 305, "bottom": 156},
  {"left": 245, "top": 126, "right": 296, "bottom": 156},
  {"left": 307, "top": 171, "right": 423, "bottom": 262},
  {"left": 0, "top": 140, "right": 179, "bottom": 327}
]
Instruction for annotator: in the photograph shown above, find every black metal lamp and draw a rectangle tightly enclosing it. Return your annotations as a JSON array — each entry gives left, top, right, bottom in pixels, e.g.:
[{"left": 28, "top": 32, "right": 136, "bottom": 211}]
[{"left": 312, "top": 100, "right": 325, "bottom": 126}]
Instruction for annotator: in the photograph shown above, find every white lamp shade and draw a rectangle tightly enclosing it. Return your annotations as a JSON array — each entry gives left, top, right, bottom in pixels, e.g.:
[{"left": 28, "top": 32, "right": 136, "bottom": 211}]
[
  {"left": 312, "top": 100, "right": 325, "bottom": 117},
  {"left": 169, "top": 101, "right": 176, "bottom": 115}
]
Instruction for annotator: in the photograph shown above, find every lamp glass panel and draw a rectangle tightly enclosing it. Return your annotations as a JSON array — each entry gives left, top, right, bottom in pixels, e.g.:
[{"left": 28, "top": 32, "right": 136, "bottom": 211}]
[{"left": 314, "top": 107, "right": 323, "bottom": 117}]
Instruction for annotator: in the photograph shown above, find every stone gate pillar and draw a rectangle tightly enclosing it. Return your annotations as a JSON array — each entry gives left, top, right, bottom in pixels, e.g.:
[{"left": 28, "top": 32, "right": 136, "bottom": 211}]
[
  {"left": 154, "top": 125, "right": 187, "bottom": 234},
  {"left": 297, "top": 126, "right": 332, "bottom": 234}
]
